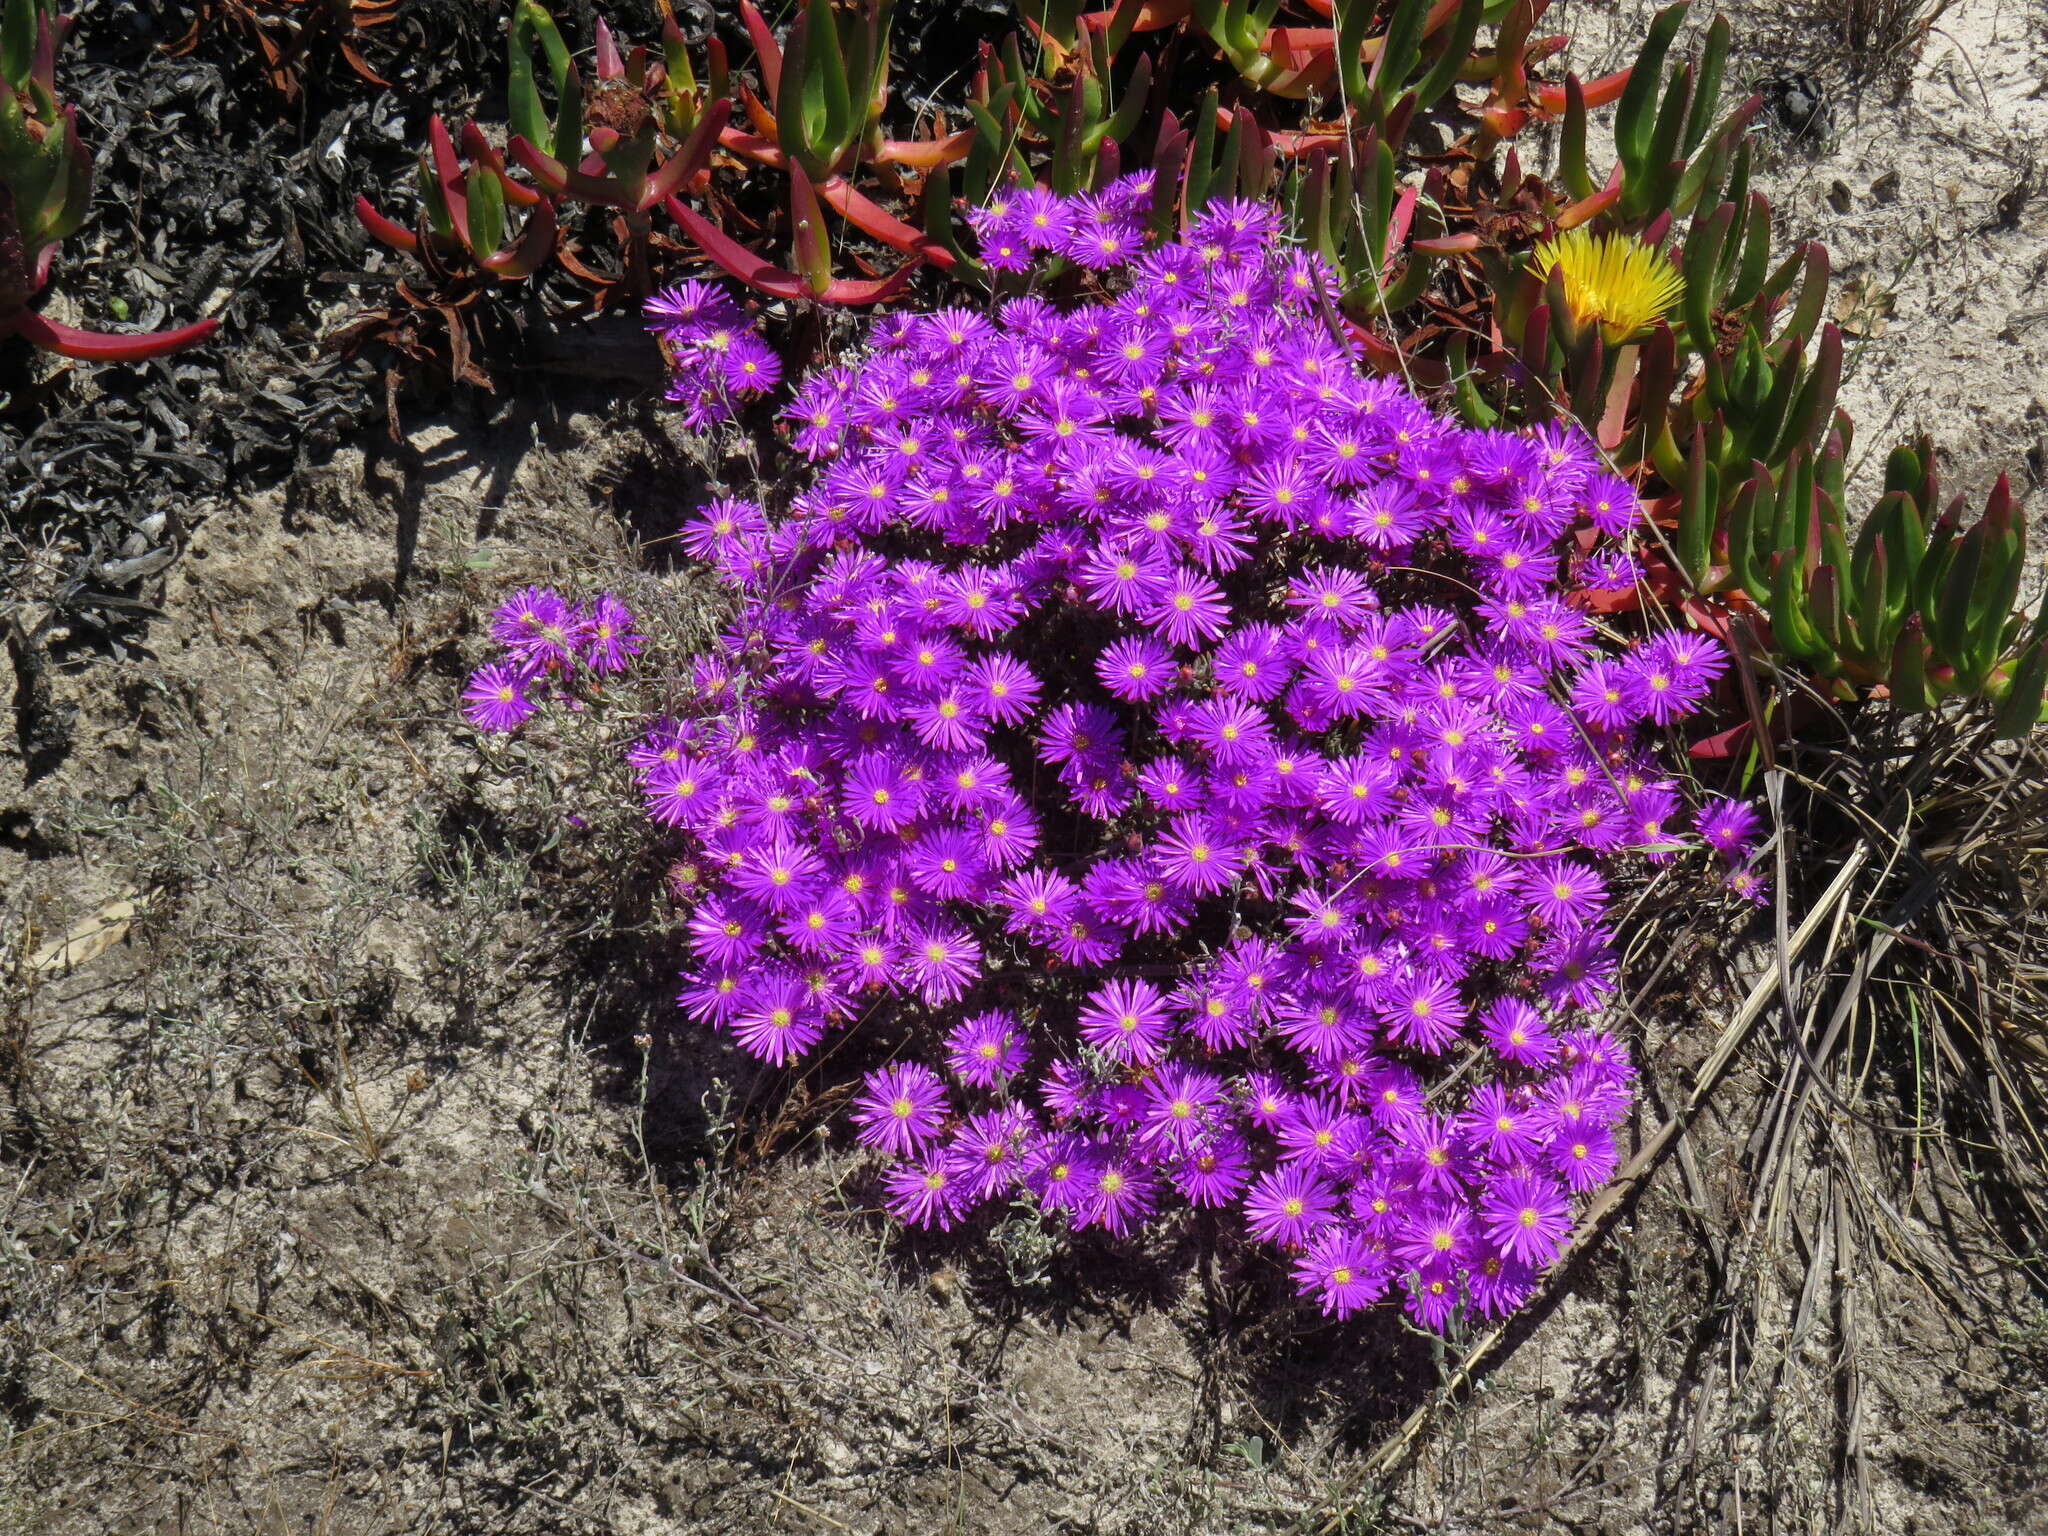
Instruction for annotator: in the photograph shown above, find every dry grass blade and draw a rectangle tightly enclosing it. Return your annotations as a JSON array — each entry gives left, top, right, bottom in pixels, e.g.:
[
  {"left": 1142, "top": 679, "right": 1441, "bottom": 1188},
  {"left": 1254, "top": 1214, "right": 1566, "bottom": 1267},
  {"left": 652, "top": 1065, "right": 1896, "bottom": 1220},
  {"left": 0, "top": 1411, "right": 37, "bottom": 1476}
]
[{"left": 26, "top": 891, "right": 154, "bottom": 977}]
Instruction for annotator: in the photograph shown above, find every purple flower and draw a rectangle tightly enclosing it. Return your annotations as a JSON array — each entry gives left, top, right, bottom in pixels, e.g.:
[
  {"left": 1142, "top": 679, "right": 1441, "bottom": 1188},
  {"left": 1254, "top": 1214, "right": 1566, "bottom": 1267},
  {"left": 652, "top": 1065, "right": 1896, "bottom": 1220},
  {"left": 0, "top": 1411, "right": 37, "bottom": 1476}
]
[
  {"left": 1096, "top": 635, "right": 1177, "bottom": 702},
  {"left": 1152, "top": 816, "right": 1244, "bottom": 896},
  {"left": 1135, "top": 1063, "right": 1229, "bottom": 1152},
  {"left": 579, "top": 595, "right": 643, "bottom": 674},
  {"left": 1084, "top": 1144, "right": 1159, "bottom": 1235},
  {"left": 883, "top": 1151, "right": 963, "bottom": 1230},
  {"left": 1077, "top": 978, "right": 1173, "bottom": 1066},
  {"left": 1148, "top": 568, "right": 1232, "bottom": 648},
  {"left": 1480, "top": 1173, "right": 1572, "bottom": 1266},
  {"left": 945, "top": 1106, "right": 1030, "bottom": 1205},
  {"left": 946, "top": 1010, "right": 1028, "bottom": 1087},
  {"left": 1245, "top": 1165, "right": 1338, "bottom": 1247},
  {"left": 851, "top": 1063, "right": 950, "bottom": 1156},
  {"left": 729, "top": 977, "right": 823, "bottom": 1065},
  {"left": 1171, "top": 1131, "right": 1253, "bottom": 1206},
  {"left": 901, "top": 923, "right": 980, "bottom": 1005},
  {"left": 1291, "top": 1226, "right": 1390, "bottom": 1317},
  {"left": 1696, "top": 796, "right": 1764, "bottom": 862},
  {"left": 462, "top": 663, "right": 537, "bottom": 733},
  {"left": 1024, "top": 1131, "right": 1099, "bottom": 1212},
  {"left": 609, "top": 184, "right": 1759, "bottom": 1334},
  {"left": 1481, "top": 998, "right": 1557, "bottom": 1067}
]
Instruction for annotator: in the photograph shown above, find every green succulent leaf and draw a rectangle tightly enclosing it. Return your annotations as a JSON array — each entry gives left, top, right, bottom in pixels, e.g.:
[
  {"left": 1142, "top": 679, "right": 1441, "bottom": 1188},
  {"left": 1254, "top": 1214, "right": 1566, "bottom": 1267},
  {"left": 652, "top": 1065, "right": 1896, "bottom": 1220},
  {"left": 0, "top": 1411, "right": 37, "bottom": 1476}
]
[
  {"left": 1682, "top": 15, "right": 1731, "bottom": 156},
  {"left": 1889, "top": 619, "right": 1930, "bottom": 714},
  {"left": 465, "top": 162, "right": 505, "bottom": 258},
  {"left": 1614, "top": 2, "right": 1688, "bottom": 174},
  {"left": 0, "top": 0, "right": 39, "bottom": 96},
  {"left": 1994, "top": 640, "right": 2048, "bottom": 739},
  {"left": 1408, "top": 0, "right": 1484, "bottom": 118},
  {"left": 551, "top": 53, "right": 583, "bottom": 168},
  {"left": 1677, "top": 424, "right": 1717, "bottom": 584}
]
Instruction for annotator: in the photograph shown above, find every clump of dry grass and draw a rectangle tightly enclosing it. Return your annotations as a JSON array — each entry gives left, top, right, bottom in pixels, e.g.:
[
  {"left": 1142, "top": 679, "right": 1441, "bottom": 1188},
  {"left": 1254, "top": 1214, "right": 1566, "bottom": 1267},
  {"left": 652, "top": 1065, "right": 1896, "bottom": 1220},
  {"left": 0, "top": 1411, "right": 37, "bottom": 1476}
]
[
  {"left": 1822, "top": 0, "right": 1961, "bottom": 82},
  {"left": 1745, "top": 0, "right": 1960, "bottom": 93}
]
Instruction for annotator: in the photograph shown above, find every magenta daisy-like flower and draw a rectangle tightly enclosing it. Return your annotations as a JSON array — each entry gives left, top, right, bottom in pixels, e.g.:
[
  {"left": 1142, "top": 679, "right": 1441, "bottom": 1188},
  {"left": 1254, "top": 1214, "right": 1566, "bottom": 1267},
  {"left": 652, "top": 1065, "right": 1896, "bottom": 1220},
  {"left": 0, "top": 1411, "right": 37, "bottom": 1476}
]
[
  {"left": 1243, "top": 1164, "right": 1338, "bottom": 1247},
  {"left": 1152, "top": 815, "right": 1244, "bottom": 896},
  {"left": 1394, "top": 1200, "right": 1476, "bottom": 1271},
  {"left": 462, "top": 662, "right": 537, "bottom": 733},
  {"left": 1548, "top": 1122, "right": 1619, "bottom": 1192},
  {"left": 1135, "top": 1063, "right": 1228, "bottom": 1152},
  {"left": 1096, "top": 635, "right": 1177, "bottom": 702},
  {"left": 579, "top": 594, "right": 643, "bottom": 674},
  {"left": 1023, "top": 1130, "right": 1098, "bottom": 1213},
  {"left": 1568, "top": 659, "right": 1639, "bottom": 732},
  {"left": 1077, "top": 977, "right": 1173, "bottom": 1066},
  {"left": 1214, "top": 624, "right": 1292, "bottom": 701},
  {"left": 1291, "top": 1226, "right": 1390, "bottom": 1317},
  {"left": 733, "top": 838, "right": 825, "bottom": 915},
  {"left": 1458, "top": 1081, "right": 1542, "bottom": 1165},
  {"left": 1481, "top": 997, "right": 1557, "bottom": 1067},
  {"left": 1527, "top": 856, "right": 1608, "bottom": 930},
  {"left": 1696, "top": 795, "right": 1763, "bottom": 862},
  {"left": 1080, "top": 542, "right": 1171, "bottom": 616},
  {"left": 1480, "top": 1173, "right": 1572, "bottom": 1266},
  {"left": 900, "top": 922, "right": 980, "bottom": 1005},
  {"left": 1147, "top": 567, "right": 1232, "bottom": 648},
  {"left": 1725, "top": 857, "right": 1771, "bottom": 907},
  {"left": 489, "top": 585, "right": 566, "bottom": 650},
  {"left": 729, "top": 977, "right": 824, "bottom": 1065},
  {"left": 946, "top": 1010, "right": 1029, "bottom": 1088},
  {"left": 851, "top": 1062, "right": 950, "bottom": 1156},
  {"left": 1382, "top": 973, "right": 1466, "bottom": 1054},
  {"left": 840, "top": 752, "right": 923, "bottom": 833},
  {"left": 1186, "top": 697, "right": 1272, "bottom": 765},
  {"left": 1038, "top": 702, "right": 1123, "bottom": 768},
  {"left": 1467, "top": 1247, "right": 1539, "bottom": 1318},
  {"left": 964, "top": 654, "right": 1043, "bottom": 724},
  {"left": 883, "top": 1151, "right": 962, "bottom": 1230},
  {"left": 1171, "top": 1132, "right": 1253, "bottom": 1207},
  {"left": 944, "top": 1106, "right": 1029, "bottom": 1205},
  {"left": 1085, "top": 1148, "right": 1160, "bottom": 1236}
]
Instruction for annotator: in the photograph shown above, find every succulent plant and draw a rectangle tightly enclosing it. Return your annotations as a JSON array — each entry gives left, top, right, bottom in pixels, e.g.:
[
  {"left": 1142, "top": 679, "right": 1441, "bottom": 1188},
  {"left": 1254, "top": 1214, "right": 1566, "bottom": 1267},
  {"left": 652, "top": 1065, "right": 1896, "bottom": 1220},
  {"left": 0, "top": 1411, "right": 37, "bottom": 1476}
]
[
  {"left": 355, "top": 116, "right": 561, "bottom": 281},
  {"left": 671, "top": 0, "right": 959, "bottom": 301},
  {"left": 357, "top": 2, "right": 728, "bottom": 300},
  {"left": 1, "top": 0, "right": 218, "bottom": 361},
  {"left": 1698, "top": 435, "right": 2045, "bottom": 735}
]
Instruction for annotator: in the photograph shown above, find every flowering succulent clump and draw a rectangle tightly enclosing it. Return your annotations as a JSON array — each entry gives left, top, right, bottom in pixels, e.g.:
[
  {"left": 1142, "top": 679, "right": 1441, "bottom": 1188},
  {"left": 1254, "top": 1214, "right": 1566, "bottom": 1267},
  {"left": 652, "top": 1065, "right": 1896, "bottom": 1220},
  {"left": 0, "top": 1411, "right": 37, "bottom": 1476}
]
[
  {"left": 490, "top": 183, "right": 1750, "bottom": 1332},
  {"left": 461, "top": 584, "right": 644, "bottom": 732},
  {"left": 642, "top": 279, "right": 783, "bottom": 429}
]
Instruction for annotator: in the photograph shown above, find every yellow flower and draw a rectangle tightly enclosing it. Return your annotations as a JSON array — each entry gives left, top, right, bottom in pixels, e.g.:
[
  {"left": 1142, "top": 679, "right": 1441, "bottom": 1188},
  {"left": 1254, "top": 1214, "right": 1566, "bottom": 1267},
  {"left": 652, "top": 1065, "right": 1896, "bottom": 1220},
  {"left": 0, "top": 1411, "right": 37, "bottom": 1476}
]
[{"left": 1530, "top": 228, "right": 1686, "bottom": 345}]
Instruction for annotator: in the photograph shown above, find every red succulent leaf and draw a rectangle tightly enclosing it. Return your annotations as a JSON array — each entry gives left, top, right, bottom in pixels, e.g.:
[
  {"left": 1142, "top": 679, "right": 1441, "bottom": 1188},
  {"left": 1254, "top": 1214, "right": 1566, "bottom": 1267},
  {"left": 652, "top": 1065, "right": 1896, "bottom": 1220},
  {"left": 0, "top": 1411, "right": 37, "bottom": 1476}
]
[
  {"left": 1535, "top": 65, "right": 1630, "bottom": 116},
  {"left": 663, "top": 194, "right": 921, "bottom": 305},
  {"left": 509, "top": 135, "right": 623, "bottom": 208},
  {"left": 821, "top": 178, "right": 956, "bottom": 269},
  {"left": 459, "top": 121, "right": 546, "bottom": 208},
  {"left": 5, "top": 309, "right": 219, "bottom": 361},
  {"left": 355, "top": 194, "right": 420, "bottom": 253},
  {"left": 1686, "top": 721, "right": 1752, "bottom": 759},
  {"left": 594, "top": 16, "right": 624, "bottom": 80},
  {"left": 871, "top": 129, "right": 976, "bottom": 170},
  {"left": 738, "top": 1, "right": 783, "bottom": 99},
  {"left": 720, "top": 125, "right": 792, "bottom": 170},
  {"left": 427, "top": 116, "right": 469, "bottom": 241},
  {"left": 479, "top": 196, "right": 557, "bottom": 278}
]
